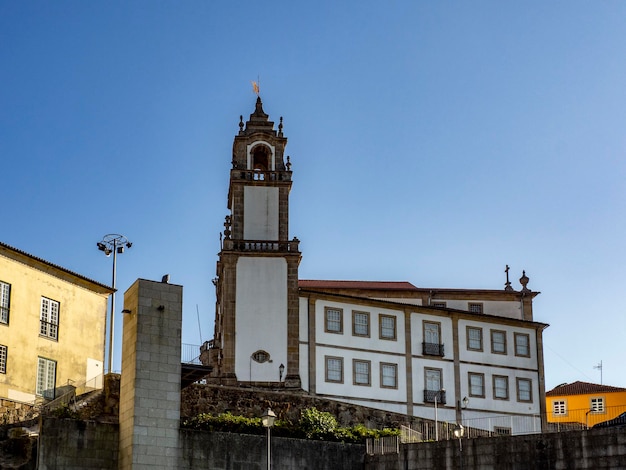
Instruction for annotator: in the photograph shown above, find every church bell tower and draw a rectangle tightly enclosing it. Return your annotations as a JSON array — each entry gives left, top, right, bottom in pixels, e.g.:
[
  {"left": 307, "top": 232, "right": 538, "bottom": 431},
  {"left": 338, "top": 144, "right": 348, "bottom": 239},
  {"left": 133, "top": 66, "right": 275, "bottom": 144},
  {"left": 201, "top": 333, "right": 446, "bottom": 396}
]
[{"left": 206, "top": 97, "right": 301, "bottom": 387}]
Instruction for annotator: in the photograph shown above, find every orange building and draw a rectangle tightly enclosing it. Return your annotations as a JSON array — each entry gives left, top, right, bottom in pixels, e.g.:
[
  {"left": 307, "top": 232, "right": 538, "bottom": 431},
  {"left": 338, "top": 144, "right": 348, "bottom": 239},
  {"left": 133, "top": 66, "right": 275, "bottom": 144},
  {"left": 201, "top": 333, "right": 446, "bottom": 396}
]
[{"left": 546, "top": 381, "right": 626, "bottom": 429}]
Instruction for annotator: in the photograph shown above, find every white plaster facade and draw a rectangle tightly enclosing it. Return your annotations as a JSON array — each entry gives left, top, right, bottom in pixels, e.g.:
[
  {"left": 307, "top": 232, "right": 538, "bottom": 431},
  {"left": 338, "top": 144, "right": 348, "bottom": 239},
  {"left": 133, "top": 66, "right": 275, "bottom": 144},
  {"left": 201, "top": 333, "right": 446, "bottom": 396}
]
[
  {"left": 297, "top": 286, "right": 547, "bottom": 435},
  {"left": 235, "top": 257, "right": 288, "bottom": 382}
]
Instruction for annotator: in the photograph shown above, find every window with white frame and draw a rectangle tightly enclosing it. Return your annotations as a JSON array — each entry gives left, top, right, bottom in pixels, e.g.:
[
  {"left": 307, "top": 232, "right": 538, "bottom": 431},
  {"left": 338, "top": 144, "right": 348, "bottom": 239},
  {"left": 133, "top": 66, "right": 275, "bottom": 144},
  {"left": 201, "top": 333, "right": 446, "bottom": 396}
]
[
  {"left": 353, "top": 359, "right": 371, "bottom": 386},
  {"left": 0, "top": 281, "right": 10, "bottom": 324},
  {"left": 40, "top": 297, "right": 59, "bottom": 340},
  {"left": 0, "top": 345, "right": 6, "bottom": 374},
  {"left": 352, "top": 311, "right": 370, "bottom": 337},
  {"left": 553, "top": 400, "right": 567, "bottom": 415},
  {"left": 591, "top": 397, "right": 605, "bottom": 413},
  {"left": 514, "top": 333, "right": 530, "bottom": 357},
  {"left": 516, "top": 378, "right": 532, "bottom": 402},
  {"left": 380, "top": 363, "right": 398, "bottom": 389},
  {"left": 37, "top": 357, "right": 57, "bottom": 399},
  {"left": 493, "top": 375, "right": 509, "bottom": 400},
  {"left": 324, "top": 307, "right": 343, "bottom": 334},
  {"left": 325, "top": 356, "right": 343, "bottom": 383},
  {"left": 467, "top": 326, "right": 483, "bottom": 351},
  {"left": 469, "top": 372, "right": 485, "bottom": 397},
  {"left": 490, "top": 330, "right": 507, "bottom": 354},
  {"left": 379, "top": 314, "right": 396, "bottom": 340}
]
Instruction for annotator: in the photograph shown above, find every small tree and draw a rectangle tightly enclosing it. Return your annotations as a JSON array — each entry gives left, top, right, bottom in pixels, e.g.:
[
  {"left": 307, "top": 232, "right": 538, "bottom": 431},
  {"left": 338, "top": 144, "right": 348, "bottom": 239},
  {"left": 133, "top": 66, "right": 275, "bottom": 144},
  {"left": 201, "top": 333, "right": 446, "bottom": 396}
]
[{"left": 298, "top": 407, "right": 338, "bottom": 440}]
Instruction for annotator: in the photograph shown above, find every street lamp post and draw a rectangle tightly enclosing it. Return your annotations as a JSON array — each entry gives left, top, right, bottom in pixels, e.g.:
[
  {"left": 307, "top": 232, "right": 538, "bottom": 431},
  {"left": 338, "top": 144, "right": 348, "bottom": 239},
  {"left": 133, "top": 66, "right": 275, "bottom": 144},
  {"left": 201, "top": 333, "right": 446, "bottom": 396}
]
[
  {"left": 434, "top": 388, "right": 445, "bottom": 441},
  {"left": 97, "top": 234, "right": 132, "bottom": 373},
  {"left": 454, "top": 423, "right": 465, "bottom": 470},
  {"left": 261, "top": 408, "right": 276, "bottom": 470}
]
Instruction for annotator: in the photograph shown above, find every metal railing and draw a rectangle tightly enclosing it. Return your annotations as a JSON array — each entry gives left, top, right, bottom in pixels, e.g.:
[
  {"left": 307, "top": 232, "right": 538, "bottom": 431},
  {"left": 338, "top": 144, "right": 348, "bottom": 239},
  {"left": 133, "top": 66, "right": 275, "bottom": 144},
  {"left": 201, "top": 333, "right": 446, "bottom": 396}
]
[
  {"left": 231, "top": 170, "right": 292, "bottom": 182},
  {"left": 366, "top": 436, "right": 400, "bottom": 455},
  {"left": 422, "top": 342, "right": 445, "bottom": 356},
  {"left": 424, "top": 389, "right": 446, "bottom": 404},
  {"left": 223, "top": 239, "right": 300, "bottom": 253},
  {"left": 40, "top": 373, "right": 103, "bottom": 414},
  {"left": 182, "top": 343, "right": 202, "bottom": 365}
]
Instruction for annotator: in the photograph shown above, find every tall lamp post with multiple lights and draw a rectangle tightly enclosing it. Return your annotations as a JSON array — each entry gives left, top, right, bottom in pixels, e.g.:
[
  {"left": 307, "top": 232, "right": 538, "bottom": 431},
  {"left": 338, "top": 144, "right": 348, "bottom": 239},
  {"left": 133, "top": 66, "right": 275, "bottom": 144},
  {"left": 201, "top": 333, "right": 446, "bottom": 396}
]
[
  {"left": 97, "top": 234, "right": 132, "bottom": 373},
  {"left": 261, "top": 408, "right": 276, "bottom": 470}
]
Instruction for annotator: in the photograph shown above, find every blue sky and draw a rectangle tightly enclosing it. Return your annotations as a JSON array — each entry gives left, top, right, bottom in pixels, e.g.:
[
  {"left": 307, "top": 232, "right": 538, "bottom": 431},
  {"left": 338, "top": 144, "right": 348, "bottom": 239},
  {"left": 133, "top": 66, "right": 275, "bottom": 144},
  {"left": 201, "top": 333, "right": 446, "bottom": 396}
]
[{"left": 1, "top": 2, "right": 625, "bottom": 390}]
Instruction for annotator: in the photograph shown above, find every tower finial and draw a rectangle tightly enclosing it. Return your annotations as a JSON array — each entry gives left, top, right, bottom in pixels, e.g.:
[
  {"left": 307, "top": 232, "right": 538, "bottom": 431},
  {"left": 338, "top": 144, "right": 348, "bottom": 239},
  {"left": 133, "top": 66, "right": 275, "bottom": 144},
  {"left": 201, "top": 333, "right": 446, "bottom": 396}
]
[
  {"left": 251, "top": 79, "right": 260, "bottom": 97},
  {"left": 519, "top": 270, "right": 530, "bottom": 292}
]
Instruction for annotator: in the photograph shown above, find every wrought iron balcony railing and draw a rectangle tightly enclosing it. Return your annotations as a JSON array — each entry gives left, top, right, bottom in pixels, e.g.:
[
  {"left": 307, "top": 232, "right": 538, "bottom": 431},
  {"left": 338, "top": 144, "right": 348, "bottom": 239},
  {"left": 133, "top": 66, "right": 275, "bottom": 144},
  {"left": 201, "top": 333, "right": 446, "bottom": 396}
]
[
  {"left": 231, "top": 169, "right": 292, "bottom": 182},
  {"left": 424, "top": 389, "right": 446, "bottom": 404},
  {"left": 422, "top": 342, "right": 445, "bottom": 357},
  {"left": 222, "top": 238, "right": 300, "bottom": 253}
]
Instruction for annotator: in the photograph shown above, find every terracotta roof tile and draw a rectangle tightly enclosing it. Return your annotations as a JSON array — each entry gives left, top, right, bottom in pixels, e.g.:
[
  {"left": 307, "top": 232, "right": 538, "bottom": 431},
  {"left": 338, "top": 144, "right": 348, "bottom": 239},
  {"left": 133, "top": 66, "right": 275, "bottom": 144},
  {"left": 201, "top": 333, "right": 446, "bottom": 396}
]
[
  {"left": 546, "top": 381, "right": 626, "bottom": 397},
  {"left": 299, "top": 280, "right": 418, "bottom": 291}
]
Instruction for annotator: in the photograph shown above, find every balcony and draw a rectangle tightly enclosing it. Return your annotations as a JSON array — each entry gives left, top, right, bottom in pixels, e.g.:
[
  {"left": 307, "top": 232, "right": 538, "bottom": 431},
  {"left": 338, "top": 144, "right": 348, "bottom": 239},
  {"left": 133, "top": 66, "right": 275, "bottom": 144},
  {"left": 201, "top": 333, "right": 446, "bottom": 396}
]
[
  {"left": 422, "top": 342, "right": 445, "bottom": 357},
  {"left": 231, "top": 169, "right": 292, "bottom": 182},
  {"left": 424, "top": 389, "right": 446, "bottom": 405},
  {"left": 223, "top": 238, "right": 300, "bottom": 253}
]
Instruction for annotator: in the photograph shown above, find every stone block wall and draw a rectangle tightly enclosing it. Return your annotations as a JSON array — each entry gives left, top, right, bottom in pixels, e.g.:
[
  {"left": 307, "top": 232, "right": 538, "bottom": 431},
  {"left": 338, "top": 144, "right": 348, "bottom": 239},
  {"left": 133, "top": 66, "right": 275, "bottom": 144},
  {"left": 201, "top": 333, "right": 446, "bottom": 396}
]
[
  {"left": 37, "top": 418, "right": 118, "bottom": 470},
  {"left": 181, "top": 383, "right": 426, "bottom": 430},
  {"left": 366, "top": 427, "right": 626, "bottom": 470},
  {"left": 180, "top": 430, "right": 364, "bottom": 470},
  {"left": 119, "top": 279, "right": 183, "bottom": 470}
]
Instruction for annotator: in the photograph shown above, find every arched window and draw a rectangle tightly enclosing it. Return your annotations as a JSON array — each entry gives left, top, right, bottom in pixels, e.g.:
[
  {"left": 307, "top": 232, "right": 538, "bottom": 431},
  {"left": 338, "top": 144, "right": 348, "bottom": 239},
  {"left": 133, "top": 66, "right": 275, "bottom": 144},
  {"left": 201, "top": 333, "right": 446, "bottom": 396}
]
[{"left": 251, "top": 145, "right": 270, "bottom": 172}]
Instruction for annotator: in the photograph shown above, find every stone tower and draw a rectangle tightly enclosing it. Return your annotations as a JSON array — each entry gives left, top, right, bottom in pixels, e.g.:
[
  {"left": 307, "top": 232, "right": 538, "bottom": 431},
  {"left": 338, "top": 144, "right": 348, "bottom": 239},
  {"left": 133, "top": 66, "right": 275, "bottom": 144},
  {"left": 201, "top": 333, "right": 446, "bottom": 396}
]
[{"left": 205, "top": 97, "right": 301, "bottom": 387}]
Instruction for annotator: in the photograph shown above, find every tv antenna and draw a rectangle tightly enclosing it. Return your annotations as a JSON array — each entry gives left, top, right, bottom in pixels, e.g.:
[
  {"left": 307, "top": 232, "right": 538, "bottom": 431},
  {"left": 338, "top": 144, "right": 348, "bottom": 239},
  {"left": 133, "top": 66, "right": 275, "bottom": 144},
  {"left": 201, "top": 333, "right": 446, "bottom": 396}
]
[{"left": 593, "top": 360, "right": 603, "bottom": 384}]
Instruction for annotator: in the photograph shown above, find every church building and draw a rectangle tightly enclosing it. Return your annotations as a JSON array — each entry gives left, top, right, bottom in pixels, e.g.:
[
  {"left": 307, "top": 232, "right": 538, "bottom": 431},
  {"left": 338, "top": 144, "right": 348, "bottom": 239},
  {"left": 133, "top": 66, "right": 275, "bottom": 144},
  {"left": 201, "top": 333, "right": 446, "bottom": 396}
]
[{"left": 202, "top": 97, "right": 549, "bottom": 435}]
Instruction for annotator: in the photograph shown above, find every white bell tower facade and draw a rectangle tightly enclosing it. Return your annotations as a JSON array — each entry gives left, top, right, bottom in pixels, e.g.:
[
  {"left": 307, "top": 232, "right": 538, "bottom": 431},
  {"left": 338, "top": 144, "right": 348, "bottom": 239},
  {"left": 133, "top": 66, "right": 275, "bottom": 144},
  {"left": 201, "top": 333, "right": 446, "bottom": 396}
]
[{"left": 207, "top": 97, "right": 301, "bottom": 387}]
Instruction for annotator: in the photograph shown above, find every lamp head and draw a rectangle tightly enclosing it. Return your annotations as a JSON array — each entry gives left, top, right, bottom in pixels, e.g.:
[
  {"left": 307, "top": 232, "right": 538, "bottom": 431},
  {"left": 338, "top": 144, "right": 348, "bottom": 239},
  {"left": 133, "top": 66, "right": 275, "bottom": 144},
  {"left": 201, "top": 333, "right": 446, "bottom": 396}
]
[
  {"left": 261, "top": 408, "right": 276, "bottom": 428},
  {"left": 453, "top": 423, "right": 465, "bottom": 439}
]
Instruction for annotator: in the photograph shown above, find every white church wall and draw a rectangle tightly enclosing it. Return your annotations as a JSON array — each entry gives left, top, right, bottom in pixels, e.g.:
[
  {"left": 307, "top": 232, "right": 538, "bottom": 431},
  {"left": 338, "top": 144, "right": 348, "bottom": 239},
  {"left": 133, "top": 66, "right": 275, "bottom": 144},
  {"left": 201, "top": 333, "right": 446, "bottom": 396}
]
[
  {"left": 243, "top": 186, "right": 279, "bottom": 240},
  {"left": 315, "top": 345, "right": 408, "bottom": 403},
  {"left": 457, "top": 320, "right": 538, "bottom": 370},
  {"left": 441, "top": 299, "right": 523, "bottom": 319},
  {"left": 313, "top": 299, "right": 405, "bottom": 355},
  {"left": 410, "top": 313, "right": 454, "bottom": 359},
  {"left": 458, "top": 362, "right": 541, "bottom": 416},
  {"left": 235, "top": 257, "right": 287, "bottom": 381}
]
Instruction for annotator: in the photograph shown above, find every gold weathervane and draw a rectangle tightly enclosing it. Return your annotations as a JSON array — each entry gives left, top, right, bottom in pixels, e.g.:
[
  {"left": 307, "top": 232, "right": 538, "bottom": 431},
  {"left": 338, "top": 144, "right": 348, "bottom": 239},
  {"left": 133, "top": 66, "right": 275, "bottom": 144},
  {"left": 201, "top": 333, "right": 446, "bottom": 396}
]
[{"left": 251, "top": 80, "right": 260, "bottom": 96}]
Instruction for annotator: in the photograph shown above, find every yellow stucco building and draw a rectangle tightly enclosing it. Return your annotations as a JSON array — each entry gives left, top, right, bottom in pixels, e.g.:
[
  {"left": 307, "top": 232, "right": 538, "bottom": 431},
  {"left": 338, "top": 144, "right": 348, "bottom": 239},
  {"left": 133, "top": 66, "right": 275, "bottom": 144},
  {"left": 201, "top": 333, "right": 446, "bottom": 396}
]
[
  {"left": 0, "top": 241, "right": 113, "bottom": 404},
  {"left": 546, "top": 380, "right": 626, "bottom": 429}
]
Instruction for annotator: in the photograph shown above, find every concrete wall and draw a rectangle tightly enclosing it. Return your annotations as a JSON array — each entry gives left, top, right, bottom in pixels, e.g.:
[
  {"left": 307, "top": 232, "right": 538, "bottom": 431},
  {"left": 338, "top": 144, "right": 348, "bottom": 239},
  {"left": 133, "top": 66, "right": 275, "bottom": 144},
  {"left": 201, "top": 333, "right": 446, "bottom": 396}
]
[
  {"left": 35, "top": 418, "right": 362, "bottom": 470},
  {"left": 37, "top": 418, "right": 118, "bottom": 470},
  {"left": 32, "top": 418, "right": 626, "bottom": 469},
  {"left": 366, "top": 427, "right": 626, "bottom": 470},
  {"left": 180, "top": 430, "right": 364, "bottom": 470}
]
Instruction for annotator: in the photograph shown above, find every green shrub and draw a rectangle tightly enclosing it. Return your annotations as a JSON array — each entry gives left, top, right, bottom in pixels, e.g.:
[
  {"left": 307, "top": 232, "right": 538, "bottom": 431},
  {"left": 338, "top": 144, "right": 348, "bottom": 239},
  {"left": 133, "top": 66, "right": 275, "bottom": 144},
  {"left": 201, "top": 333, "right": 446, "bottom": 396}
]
[
  {"left": 298, "top": 407, "right": 338, "bottom": 440},
  {"left": 182, "top": 407, "right": 400, "bottom": 444}
]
